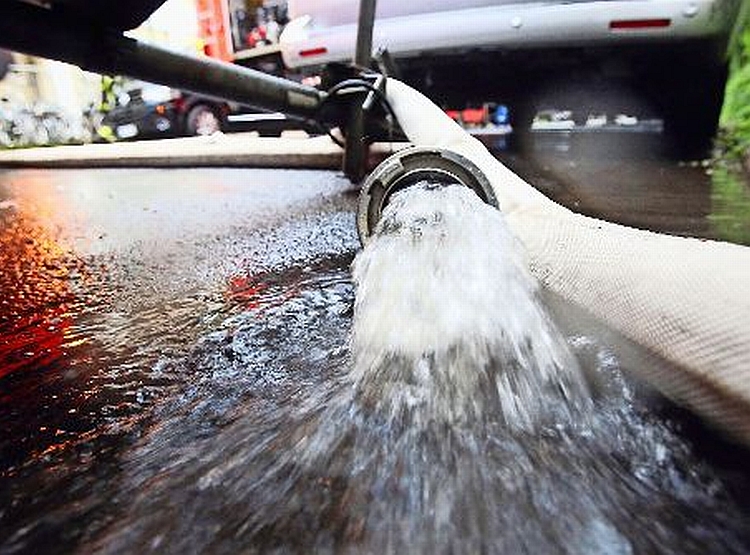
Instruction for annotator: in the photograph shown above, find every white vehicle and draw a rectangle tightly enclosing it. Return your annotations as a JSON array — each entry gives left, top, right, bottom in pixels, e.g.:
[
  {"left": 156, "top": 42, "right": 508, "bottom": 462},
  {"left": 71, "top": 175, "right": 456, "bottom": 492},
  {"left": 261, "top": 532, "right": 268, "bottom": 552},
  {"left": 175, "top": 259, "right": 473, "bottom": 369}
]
[
  {"left": 532, "top": 109, "right": 576, "bottom": 130},
  {"left": 280, "top": 0, "right": 742, "bottom": 148},
  {"left": 614, "top": 113, "right": 639, "bottom": 126},
  {"left": 585, "top": 113, "right": 608, "bottom": 128}
]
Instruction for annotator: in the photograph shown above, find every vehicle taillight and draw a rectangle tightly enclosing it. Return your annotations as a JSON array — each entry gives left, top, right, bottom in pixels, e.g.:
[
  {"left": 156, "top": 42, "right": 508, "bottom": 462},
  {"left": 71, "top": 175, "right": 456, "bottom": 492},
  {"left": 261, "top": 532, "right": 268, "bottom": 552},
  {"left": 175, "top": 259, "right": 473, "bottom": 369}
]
[
  {"left": 172, "top": 96, "right": 186, "bottom": 113},
  {"left": 610, "top": 18, "right": 671, "bottom": 30},
  {"left": 299, "top": 46, "right": 328, "bottom": 57}
]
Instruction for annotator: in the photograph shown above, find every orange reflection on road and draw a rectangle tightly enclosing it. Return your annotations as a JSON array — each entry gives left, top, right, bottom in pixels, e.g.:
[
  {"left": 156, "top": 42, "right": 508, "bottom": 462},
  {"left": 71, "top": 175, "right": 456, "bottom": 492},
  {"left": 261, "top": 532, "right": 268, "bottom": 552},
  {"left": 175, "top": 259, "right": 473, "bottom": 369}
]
[{"left": 0, "top": 175, "right": 84, "bottom": 380}]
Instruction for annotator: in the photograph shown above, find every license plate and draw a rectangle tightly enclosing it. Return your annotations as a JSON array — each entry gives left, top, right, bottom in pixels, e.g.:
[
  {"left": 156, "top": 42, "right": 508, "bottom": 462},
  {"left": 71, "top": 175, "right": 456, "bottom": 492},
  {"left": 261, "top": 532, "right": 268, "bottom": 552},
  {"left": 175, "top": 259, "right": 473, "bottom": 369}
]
[{"left": 116, "top": 123, "right": 138, "bottom": 139}]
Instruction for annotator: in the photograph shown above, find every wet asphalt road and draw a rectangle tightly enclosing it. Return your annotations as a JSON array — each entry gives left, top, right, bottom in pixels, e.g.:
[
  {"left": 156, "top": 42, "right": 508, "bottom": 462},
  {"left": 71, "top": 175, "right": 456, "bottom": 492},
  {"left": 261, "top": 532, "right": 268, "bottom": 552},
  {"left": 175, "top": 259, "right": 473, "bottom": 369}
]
[{"left": 1, "top": 130, "right": 750, "bottom": 554}]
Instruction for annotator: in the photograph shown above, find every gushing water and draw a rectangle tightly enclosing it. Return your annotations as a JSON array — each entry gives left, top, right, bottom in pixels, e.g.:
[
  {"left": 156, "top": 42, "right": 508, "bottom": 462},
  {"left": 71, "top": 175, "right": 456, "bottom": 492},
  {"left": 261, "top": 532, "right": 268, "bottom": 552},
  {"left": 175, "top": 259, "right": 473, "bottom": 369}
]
[
  {"left": 279, "top": 183, "right": 604, "bottom": 551},
  {"left": 217, "top": 183, "right": 744, "bottom": 553},
  {"left": 349, "top": 183, "right": 591, "bottom": 433},
  {"left": 264, "top": 183, "right": 747, "bottom": 554},
  {"left": 56, "top": 183, "right": 748, "bottom": 555}
]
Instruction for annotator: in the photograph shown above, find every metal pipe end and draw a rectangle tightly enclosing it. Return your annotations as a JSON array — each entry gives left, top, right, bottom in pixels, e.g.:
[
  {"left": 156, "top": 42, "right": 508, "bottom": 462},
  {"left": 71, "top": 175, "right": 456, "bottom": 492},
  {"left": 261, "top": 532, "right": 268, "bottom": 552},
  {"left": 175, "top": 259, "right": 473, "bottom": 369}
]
[{"left": 356, "top": 146, "right": 499, "bottom": 245}]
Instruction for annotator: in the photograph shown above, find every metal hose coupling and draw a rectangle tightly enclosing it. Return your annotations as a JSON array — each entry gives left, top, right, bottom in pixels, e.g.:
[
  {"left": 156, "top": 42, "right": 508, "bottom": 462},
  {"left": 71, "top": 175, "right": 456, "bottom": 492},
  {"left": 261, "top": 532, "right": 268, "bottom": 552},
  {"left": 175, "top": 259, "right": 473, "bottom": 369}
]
[{"left": 356, "top": 146, "right": 499, "bottom": 244}]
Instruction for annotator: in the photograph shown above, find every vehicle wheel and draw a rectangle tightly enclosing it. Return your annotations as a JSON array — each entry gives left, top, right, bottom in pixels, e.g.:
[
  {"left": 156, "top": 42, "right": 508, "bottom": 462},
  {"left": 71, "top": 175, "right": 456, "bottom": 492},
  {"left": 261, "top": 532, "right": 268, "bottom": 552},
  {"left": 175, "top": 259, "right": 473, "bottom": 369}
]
[
  {"left": 185, "top": 104, "right": 223, "bottom": 136},
  {"left": 661, "top": 64, "right": 727, "bottom": 156}
]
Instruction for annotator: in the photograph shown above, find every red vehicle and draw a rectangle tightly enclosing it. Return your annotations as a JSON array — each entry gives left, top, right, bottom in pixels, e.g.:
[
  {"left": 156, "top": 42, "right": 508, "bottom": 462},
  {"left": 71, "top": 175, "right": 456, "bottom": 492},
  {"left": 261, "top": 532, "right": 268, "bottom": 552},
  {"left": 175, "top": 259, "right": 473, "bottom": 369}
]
[{"left": 197, "top": 0, "right": 287, "bottom": 74}]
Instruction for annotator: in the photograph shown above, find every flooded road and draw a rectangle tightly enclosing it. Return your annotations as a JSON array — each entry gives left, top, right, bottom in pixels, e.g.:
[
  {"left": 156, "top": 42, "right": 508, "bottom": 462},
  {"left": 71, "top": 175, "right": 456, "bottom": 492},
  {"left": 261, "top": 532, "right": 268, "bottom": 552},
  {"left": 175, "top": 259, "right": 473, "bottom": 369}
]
[
  {"left": 486, "top": 130, "right": 750, "bottom": 244},
  {"left": 1, "top": 132, "right": 750, "bottom": 554},
  {"left": 0, "top": 167, "right": 360, "bottom": 553}
]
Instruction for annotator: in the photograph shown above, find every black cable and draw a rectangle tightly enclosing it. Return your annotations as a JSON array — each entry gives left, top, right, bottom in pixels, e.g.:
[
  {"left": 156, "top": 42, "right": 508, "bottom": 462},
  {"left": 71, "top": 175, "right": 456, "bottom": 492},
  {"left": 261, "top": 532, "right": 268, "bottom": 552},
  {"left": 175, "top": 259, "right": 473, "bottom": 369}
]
[
  {"left": 314, "top": 77, "right": 398, "bottom": 148},
  {"left": 324, "top": 78, "right": 398, "bottom": 122}
]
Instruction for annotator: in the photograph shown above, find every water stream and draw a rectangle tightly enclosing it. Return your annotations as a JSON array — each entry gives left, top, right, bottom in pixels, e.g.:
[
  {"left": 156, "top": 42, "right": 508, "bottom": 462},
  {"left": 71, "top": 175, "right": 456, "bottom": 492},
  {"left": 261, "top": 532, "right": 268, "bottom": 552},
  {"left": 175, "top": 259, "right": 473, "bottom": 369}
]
[{"left": 76, "top": 184, "right": 749, "bottom": 554}]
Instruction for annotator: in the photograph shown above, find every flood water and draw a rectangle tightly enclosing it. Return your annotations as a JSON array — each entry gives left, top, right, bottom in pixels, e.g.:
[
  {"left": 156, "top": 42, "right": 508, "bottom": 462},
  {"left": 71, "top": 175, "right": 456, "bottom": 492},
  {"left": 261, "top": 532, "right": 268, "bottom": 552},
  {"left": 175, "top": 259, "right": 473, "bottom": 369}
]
[
  {"left": 486, "top": 130, "right": 750, "bottom": 244},
  {"left": 1, "top": 133, "right": 750, "bottom": 554}
]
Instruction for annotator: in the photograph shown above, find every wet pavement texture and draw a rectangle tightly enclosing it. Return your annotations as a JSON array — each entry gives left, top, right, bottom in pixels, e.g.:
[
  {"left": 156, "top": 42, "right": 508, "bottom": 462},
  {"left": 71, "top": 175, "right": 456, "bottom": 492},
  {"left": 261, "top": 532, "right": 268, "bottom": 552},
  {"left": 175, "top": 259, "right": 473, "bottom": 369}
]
[
  {"left": 1, "top": 131, "right": 750, "bottom": 554},
  {"left": 0, "top": 167, "right": 360, "bottom": 553}
]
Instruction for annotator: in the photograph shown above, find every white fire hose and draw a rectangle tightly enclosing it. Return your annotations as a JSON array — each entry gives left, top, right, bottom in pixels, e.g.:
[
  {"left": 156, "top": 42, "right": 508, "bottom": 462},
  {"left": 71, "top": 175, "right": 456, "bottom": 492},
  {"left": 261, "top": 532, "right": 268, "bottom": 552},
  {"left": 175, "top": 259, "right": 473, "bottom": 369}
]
[{"left": 361, "top": 78, "right": 750, "bottom": 445}]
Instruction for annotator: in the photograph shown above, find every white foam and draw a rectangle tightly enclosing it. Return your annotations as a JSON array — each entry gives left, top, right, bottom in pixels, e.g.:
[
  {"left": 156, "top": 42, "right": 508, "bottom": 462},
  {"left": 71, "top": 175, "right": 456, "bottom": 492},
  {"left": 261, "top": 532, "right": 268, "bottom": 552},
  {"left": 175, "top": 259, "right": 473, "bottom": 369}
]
[{"left": 349, "top": 183, "right": 590, "bottom": 430}]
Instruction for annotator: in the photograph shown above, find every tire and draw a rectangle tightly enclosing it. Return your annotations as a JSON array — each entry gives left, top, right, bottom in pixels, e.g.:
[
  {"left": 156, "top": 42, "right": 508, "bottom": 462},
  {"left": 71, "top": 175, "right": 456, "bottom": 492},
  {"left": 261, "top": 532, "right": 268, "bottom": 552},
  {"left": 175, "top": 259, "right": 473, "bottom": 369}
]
[{"left": 185, "top": 104, "right": 224, "bottom": 136}]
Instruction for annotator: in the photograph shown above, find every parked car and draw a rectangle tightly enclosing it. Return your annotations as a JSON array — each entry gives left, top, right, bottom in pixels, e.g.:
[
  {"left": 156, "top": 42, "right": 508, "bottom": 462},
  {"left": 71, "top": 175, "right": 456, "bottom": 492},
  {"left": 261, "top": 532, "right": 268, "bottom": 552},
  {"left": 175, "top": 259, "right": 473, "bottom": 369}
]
[
  {"left": 101, "top": 83, "right": 178, "bottom": 140},
  {"left": 279, "top": 0, "right": 741, "bottom": 149},
  {"left": 532, "top": 109, "right": 576, "bottom": 131},
  {"left": 101, "top": 81, "right": 317, "bottom": 140}
]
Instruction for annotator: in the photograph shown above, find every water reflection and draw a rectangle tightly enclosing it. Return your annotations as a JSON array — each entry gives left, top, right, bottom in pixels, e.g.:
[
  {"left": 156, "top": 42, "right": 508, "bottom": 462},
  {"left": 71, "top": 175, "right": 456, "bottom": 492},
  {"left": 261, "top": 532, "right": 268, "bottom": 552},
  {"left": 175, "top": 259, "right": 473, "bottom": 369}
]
[
  {"left": 710, "top": 162, "right": 750, "bottom": 245},
  {"left": 488, "top": 130, "right": 750, "bottom": 245},
  {"left": 0, "top": 180, "right": 80, "bottom": 380}
]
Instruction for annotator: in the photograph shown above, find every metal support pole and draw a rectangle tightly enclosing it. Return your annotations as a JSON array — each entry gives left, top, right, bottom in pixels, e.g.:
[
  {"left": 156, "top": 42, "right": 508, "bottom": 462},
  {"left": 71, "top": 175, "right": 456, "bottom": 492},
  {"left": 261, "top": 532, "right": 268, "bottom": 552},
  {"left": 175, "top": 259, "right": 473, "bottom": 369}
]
[
  {"left": 355, "top": 0, "right": 378, "bottom": 68},
  {"left": 344, "top": 0, "right": 378, "bottom": 183}
]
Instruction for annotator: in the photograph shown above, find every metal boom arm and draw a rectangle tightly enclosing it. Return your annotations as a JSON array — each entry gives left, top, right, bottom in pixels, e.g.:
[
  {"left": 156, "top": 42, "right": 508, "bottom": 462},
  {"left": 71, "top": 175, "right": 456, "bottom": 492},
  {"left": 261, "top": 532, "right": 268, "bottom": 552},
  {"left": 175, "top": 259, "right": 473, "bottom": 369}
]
[{"left": 0, "top": 1, "right": 325, "bottom": 120}]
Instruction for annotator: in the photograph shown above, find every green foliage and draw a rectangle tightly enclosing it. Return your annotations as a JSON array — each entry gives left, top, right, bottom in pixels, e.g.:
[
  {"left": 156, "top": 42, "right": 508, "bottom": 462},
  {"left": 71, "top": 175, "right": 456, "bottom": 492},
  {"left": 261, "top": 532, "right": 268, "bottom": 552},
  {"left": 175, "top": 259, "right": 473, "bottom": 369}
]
[
  {"left": 720, "top": 1, "right": 750, "bottom": 155},
  {"left": 719, "top": 62, "right": 750, "bottom": 156},
  {"left": 709, "top": 161, "right": 750, "bottom": 245}
]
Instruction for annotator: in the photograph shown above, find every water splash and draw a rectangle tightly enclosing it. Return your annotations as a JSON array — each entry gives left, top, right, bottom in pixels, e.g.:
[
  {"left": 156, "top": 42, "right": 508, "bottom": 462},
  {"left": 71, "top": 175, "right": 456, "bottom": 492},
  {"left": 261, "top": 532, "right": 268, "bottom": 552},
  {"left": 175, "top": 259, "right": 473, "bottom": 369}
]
[
  {"left": 260, "top": 184, "right": 606, "bottom": 552},
  {"left": 349, "top": 183, "right": 591, "bottom": 432},
  {"left": 265, "top": 183, "right": 747, "bottom": 554},
  {"left": 63, "top": 184, "right": 749, "bottom": 555}
]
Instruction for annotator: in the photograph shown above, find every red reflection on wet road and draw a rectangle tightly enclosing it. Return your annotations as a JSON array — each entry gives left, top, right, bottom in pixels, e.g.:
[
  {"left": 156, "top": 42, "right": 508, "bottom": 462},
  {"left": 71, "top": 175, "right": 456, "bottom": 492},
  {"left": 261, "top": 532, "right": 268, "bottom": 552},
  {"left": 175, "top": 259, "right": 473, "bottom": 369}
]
[
  {"left": 0, "top": 182, "right": 81, "bottom": 380},
  {"left": 0, "top": 308, "right": 71, "bottom": 380},
  {"left": 225, "top": 275, "right": 267, "bottom": 309}
]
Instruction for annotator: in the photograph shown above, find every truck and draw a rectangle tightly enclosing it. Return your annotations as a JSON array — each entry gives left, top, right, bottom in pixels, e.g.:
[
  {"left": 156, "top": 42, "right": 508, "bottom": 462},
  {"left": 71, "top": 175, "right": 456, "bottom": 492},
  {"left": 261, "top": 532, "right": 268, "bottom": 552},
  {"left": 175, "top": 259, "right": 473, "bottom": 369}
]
[
  {"left": 277, "top": 0, "right": 743, "bottom": 150},
  {"left": 197, "top": 0, "right": 289, "bottom": 73}
]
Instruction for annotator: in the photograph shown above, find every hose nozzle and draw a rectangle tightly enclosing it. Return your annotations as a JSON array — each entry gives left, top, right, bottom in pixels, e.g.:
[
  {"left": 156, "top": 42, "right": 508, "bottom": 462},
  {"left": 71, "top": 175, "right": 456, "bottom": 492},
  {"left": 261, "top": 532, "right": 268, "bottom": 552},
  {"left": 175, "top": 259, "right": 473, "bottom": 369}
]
[{"left": 357, "top": 146, "right": 498, "bottom": 244}]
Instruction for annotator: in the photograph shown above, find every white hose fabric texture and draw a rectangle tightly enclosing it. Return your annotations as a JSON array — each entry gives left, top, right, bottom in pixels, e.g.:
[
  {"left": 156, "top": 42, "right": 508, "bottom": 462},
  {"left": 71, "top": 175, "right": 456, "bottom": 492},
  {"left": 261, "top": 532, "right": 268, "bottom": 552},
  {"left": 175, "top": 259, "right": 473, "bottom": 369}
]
[{"left": 384, "top": 79, "right": 750, "bottom": 444}]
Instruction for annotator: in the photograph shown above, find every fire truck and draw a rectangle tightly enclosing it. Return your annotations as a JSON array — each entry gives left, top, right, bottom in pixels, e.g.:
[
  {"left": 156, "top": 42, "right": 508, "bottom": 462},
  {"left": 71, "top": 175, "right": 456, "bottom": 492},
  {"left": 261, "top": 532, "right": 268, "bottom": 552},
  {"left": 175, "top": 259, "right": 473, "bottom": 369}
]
[
  {"left": 196, "top": 0, "right": 288, "bottom": 75},
  {"left": 134, "top": 0, "right": 312, "bottom": 137}
]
